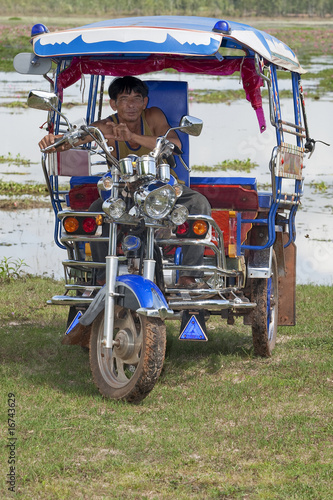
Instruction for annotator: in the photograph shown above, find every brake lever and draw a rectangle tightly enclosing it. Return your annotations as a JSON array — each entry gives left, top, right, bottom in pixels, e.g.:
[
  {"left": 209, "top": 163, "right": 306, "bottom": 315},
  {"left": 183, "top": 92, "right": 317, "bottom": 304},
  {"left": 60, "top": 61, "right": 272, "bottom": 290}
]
[{"left": 305, "top": 138, "right": 330, "bottom": 159}]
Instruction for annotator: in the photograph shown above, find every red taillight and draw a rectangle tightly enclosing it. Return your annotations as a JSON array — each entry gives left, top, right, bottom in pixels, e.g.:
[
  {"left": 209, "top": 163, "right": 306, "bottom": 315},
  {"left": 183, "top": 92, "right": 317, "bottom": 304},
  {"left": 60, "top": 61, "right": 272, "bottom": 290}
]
[
  {"left": 176, "top": 221, "right": 189, "bottom": 236},
  {"left": 82, "top": 217, "right": 97, "bottom": 234}
]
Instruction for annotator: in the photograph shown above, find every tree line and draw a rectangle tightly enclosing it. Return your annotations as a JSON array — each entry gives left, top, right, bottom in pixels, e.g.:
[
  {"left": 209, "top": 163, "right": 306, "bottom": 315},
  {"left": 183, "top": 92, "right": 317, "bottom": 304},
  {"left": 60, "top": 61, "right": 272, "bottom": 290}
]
[{"left": 1, "top": 0, "right": 332, "bottom": 17}]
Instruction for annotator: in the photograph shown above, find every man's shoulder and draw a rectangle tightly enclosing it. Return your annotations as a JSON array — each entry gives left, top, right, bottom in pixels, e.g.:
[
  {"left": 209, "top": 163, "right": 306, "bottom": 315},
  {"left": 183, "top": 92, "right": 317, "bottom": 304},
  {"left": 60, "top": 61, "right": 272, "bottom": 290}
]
[{"left": 144, "top": 107, "right": 167, "bottom": 127}]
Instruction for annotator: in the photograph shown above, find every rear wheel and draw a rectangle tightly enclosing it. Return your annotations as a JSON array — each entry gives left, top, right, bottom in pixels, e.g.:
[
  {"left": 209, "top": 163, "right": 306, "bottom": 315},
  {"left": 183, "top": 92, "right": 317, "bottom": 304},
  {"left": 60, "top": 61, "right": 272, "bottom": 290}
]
[
  {"left": 89, "top": 306, "right": 166, "bottom": 403},
  {"left": 251, "top": 250, "right": 278, "bottom": 357}
]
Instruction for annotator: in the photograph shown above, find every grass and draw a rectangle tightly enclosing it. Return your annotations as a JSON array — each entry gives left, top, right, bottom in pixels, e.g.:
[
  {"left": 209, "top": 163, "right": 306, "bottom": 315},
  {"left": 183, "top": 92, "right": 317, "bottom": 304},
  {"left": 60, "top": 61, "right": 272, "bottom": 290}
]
[{"left": 0, "top": 276, "right": 332, "bottom": 498}]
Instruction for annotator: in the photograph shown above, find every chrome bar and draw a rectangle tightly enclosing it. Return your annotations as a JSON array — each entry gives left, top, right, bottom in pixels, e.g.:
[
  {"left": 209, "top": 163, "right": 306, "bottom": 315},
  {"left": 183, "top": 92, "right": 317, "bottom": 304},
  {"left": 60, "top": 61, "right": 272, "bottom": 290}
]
[
  {"left": 163, "top": 263, "right": 240, "bottom": 278},
  {"left": 168, "top": 298, "right": 256, "bottom": 311},
  {"left": 47, "top": 295, "right": 94, "bottom": 305},
  {"left": 62, "top": 259, "right": 106, "bottom": 268}
]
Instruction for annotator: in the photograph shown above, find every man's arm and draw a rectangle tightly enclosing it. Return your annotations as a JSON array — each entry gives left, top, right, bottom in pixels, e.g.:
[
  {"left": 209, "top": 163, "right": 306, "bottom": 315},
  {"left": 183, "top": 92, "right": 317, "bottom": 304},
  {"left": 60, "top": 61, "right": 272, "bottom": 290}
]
[
  {"left": 100, "top": 107, "right": 182, "bottom": 152},
  {"left": 38, "top": 117, "right": 114, "bottom": 153}
]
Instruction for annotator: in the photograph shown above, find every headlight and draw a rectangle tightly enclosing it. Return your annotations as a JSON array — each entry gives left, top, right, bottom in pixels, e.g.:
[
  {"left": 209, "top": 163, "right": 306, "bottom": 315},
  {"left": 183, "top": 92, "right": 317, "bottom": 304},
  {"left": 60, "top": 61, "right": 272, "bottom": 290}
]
[
  {"left": 102, "top": 198, "right": 126, "bottom": 219},
  {"left": 170, "top": 205, "right": 189, "bottom": 225},
  {"left": 135, "top": 184, "right": 176, "bottom": 219},
  {"left": 97, "top": 175, "right": 113, "bottom": 191}
]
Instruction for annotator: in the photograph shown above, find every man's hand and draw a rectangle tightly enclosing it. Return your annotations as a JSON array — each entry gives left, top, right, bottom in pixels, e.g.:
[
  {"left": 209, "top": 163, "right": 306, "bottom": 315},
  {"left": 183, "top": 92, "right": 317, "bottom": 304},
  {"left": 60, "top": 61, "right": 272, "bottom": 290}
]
[
  {"left": 38, "top": 134, "right": 68, "bottom": 153},
  {"left": 103, "top": 121, "right": 133, "bottom": 143}
]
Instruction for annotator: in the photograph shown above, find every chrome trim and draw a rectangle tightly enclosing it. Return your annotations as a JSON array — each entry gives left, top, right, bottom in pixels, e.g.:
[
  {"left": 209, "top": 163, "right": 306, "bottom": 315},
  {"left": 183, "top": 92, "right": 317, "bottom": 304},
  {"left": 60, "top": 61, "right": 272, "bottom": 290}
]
[{"left": 168, "top": 298, "right": 256, "bottom": 311}]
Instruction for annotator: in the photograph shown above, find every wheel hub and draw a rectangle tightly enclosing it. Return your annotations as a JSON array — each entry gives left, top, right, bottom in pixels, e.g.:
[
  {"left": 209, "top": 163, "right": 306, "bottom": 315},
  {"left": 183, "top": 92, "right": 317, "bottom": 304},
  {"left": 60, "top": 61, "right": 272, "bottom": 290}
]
[{"left": 113, "top": 328, "right": 135, "bottom": 360}]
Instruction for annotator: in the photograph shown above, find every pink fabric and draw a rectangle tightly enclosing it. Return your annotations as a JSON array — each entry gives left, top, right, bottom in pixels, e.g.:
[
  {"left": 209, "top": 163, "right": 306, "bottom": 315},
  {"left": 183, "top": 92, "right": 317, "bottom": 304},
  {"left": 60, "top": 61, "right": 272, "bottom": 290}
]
[{"left": 57, "top": 55, "right": 266, "bottom": 132}]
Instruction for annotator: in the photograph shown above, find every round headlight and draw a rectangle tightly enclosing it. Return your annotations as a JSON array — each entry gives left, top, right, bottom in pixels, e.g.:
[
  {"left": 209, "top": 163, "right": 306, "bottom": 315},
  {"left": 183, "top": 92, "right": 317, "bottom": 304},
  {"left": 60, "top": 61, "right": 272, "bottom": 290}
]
[
  {"left": 102, "top": 198, "right": 126, "bottom": 219},
  {"left": 144, "top": 185, "right": 176, "bottom": 219},
  {"left": 170, "top": 205, "right": 189, "bottom": 225},
  {"left": 97, "top": 175, "right": 113, "bottom": 191}
]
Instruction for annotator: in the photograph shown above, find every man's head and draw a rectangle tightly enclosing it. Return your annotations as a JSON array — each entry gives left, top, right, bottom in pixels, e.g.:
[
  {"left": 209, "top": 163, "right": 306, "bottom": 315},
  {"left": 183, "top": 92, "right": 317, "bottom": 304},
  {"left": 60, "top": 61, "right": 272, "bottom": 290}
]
[
  {"left": 108, "top": 76, "right": 149, "bottom": 123},
  {"left": 108, "top": 76, "right": 149, "bottom": 101}
]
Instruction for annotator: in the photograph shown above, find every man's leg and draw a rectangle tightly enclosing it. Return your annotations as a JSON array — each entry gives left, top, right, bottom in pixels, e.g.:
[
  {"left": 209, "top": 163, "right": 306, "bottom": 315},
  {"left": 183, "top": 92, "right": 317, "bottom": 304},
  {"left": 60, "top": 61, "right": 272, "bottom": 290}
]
[
  {"left": 176, "top": 186, "right": 211, "bottom": 283},
  {"left": 89, "top": 197, "right": 108, "bottom": 284}
]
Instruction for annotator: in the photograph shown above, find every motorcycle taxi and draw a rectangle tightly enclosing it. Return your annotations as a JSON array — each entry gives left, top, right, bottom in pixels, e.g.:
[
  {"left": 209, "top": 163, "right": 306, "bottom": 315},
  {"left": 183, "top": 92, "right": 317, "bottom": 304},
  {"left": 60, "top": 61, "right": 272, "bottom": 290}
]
[{"left": 14, "top": 16, "right": 318, "bottom": 402}]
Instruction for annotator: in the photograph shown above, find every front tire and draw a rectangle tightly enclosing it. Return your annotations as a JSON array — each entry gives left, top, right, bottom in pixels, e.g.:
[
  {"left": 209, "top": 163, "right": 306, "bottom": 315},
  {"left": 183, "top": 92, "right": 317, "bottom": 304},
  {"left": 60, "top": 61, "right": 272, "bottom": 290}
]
[
  {"left": 89, "top": 306, "right": 166, "bottom": 403},
  {"left": 251, "top": 250, "right": 278, "bottom": 357}
]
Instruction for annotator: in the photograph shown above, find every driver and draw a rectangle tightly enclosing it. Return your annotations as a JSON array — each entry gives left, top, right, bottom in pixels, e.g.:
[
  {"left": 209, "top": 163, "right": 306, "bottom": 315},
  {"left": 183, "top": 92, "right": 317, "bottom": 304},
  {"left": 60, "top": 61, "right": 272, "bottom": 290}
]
[{"left": 39, "top": 76, "right": 211, "bottom": 288}]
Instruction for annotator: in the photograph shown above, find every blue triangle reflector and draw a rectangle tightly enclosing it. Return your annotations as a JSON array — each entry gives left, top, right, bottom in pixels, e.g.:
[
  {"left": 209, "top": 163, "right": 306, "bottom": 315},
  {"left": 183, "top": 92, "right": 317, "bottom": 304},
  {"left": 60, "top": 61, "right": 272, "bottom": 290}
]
[
  {"left": 65, "top": 311, "right": 82, "bottom": 335},
  {"left": 179, "top": 314, "right": 208, "bottom": 341}
]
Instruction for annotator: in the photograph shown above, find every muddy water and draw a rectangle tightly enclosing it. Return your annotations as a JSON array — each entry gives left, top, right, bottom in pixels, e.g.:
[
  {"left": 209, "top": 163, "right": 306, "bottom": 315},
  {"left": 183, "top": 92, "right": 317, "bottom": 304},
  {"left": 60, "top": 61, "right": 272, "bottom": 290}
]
[{"left": 0, "top": 70, "right": 332, "bottom": 284}]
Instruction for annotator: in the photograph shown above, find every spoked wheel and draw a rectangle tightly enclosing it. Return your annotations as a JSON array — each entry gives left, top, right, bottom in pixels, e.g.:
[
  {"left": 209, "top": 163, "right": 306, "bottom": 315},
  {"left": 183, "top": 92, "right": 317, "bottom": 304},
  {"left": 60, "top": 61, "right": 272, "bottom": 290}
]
[
  {"left": 251, "top": 250, "right": 278, "bottom": 357},
  {"left": 89, "top": 305, "right": 166, "bottom": 403}
]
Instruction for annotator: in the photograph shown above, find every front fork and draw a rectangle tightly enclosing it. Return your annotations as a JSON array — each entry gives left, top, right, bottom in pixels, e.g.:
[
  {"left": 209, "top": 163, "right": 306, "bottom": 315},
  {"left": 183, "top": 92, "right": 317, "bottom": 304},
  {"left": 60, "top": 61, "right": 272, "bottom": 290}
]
[
  {"left": 102, "top": 221, "right": 118, "bottom": 349},
  {"left": 102, "top": 224, "right": 156, "bottom": 349}
]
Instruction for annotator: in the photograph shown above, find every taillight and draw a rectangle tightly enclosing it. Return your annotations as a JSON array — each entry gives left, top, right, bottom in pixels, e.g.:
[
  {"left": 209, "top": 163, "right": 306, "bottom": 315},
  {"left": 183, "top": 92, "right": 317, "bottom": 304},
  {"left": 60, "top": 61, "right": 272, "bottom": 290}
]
[
  {"left": 63, "top": 216, "right": 80, "bottom": 233},
  {"left": 82, "top": 217, "right": 97, "bottom": 234},
  {"left": 176, "top": 221, "right": 189, "bottom": 236},
  {"left": 63, "top": 216, "right": 98, "bottom": 235}
]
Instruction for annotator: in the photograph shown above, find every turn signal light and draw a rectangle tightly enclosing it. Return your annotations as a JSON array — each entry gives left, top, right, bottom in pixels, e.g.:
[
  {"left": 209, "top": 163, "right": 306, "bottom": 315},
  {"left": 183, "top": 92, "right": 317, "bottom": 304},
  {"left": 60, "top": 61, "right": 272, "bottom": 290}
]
[
  {"left": 192, "top": 220, "right": 208, "bottom": 236},
  {"left": 63, "top": 217, "right": 79, "bottom": 233}
]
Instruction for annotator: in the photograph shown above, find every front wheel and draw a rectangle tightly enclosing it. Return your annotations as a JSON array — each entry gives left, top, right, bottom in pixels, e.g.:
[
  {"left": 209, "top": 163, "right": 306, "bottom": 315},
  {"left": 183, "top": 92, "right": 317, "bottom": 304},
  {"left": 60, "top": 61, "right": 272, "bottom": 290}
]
[
  {"left": 89, "top": 306, "right": 166, "bottom": 403},
  {"left": 251, "top": 250, "right": 278, "bottom": 357}
]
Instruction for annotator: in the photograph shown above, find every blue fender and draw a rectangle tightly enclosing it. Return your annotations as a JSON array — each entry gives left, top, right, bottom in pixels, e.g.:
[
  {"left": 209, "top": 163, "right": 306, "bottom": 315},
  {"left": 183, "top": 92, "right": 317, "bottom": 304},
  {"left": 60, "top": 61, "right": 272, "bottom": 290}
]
[{"left": 80, "top": 274, "right": 173, "bottom": 326}]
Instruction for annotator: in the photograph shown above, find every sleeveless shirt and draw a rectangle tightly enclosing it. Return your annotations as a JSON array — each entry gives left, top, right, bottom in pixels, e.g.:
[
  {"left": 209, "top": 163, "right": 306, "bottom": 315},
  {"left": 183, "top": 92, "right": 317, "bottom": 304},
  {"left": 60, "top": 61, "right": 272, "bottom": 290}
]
[
  {"left": 109, "top": 111, "right": 153, "bottom": 160},
  {"left": 108, "top": 110, "right": 182, "bottom": 182}
]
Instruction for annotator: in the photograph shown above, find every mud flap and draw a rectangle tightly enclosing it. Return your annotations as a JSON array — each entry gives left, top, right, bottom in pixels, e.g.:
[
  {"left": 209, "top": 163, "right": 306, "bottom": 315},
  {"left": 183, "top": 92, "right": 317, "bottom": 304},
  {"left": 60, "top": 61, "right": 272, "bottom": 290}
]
[
  {"left": 62, "top": 311, "right": 91, "bottom": 347},
  {"left": 278, "top": 234, "right": 296, "bottom": 326}
]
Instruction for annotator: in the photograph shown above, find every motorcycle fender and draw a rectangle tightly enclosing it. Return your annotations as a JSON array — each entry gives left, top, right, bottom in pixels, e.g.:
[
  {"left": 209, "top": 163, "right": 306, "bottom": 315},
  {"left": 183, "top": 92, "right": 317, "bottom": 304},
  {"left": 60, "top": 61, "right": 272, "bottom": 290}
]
[{"left": 80, "top": 274, "right": 173, "bottom": 327}]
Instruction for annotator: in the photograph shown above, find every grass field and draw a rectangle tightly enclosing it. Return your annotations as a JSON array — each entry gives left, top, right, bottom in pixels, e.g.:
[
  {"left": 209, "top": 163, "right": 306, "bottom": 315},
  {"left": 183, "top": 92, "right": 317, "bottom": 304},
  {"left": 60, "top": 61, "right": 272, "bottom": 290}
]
[{"left": 0, "top": 276, "right": 332, "bottom": 498}]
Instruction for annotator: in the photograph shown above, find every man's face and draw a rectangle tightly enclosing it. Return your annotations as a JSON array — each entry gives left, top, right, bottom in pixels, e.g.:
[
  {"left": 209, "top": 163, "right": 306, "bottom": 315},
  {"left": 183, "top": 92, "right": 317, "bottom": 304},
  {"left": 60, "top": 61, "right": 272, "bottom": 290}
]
[{"left": 110, "top": 90, "right": 148, "bottom": 123}]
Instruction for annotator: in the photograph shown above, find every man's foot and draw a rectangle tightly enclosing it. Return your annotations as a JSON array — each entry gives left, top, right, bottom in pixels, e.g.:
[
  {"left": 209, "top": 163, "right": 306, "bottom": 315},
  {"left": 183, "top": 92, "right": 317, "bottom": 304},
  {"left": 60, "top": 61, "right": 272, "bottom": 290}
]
[{"left": 175, "top": 276, "right": 209, "bottom": 289}]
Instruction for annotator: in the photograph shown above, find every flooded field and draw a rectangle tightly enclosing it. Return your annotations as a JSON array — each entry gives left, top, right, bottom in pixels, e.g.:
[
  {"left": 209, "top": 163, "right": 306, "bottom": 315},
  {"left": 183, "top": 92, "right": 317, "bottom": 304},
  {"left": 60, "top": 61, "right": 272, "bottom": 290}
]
[{"left": 0, "top": 67, "right": 332, "bottom": 284}]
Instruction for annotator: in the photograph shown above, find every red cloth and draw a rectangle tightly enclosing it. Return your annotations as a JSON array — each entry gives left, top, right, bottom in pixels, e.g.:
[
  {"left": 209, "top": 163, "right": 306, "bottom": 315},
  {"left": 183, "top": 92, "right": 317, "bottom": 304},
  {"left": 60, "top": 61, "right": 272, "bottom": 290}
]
[{"left": 56, "top": 55, "right": 266, "bottom": 132}]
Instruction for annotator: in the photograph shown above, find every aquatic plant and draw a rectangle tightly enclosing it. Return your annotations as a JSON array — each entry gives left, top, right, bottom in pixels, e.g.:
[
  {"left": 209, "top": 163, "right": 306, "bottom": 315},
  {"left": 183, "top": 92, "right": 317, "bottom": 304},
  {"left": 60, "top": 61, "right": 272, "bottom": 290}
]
[{"left": 192, "top": 158, "right": 258, "bottom": 173}]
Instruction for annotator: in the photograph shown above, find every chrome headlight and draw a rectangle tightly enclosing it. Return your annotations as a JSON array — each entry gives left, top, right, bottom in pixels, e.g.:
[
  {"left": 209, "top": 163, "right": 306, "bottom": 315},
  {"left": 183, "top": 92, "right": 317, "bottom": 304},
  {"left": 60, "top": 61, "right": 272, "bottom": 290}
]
[
  {"left": 170, "top": 205, "right": 189, "bottom": 225},
  {"left": 97, "top": 174, "right": 113, "bottom": 191},
  {"left": 135, "top": 184, "right": 176, "bottom": 219},
  {"left": 102, "top": 198, "right": 126, "bottom": 219}
]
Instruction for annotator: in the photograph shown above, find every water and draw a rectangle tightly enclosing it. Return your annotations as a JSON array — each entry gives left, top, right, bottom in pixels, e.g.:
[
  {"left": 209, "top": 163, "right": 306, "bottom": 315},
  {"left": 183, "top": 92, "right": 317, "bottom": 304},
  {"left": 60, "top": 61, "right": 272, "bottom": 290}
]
[{"left": 0, "top": 64, "right": 332, "bottom": 285}]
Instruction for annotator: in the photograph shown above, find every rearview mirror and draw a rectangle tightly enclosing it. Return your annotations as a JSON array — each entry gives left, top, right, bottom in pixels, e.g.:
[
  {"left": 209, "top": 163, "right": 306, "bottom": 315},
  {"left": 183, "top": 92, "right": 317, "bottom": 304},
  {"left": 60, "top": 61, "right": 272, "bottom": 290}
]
[
  {"left": 27, "top": 90, "right": 59, "bottom": 111},
  {"left": 179, "top": 115, "right": 203, "bottom": 136}
]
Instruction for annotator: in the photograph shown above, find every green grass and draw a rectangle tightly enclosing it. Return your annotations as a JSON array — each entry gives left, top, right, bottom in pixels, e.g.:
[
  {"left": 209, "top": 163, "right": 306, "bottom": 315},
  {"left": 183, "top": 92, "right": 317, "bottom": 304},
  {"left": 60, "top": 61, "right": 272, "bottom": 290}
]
[{"left": 0, "top": 277, "right": 332, "bottom": 498}]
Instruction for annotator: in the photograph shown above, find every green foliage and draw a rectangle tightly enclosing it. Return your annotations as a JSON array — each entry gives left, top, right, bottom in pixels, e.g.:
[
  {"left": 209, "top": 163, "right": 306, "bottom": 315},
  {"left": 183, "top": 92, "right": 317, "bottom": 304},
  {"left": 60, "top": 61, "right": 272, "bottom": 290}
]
[
  {"left": 0, "top": 256, "right": 28, "bottom": 281},
  {"left": 190, "top": 89, "right": 245, "bottom": 103},
  {"left": 0, "top": 0, "right": 333, "bottom": 17},
  {"left": 192, "top": 158, "right": 258, "bottom": 172},
  {"left": 0, "top": 180, "right": 48, "bottom": 196},
  {"left": 0, "top": 152, "right": 32, "bottom": 166},
  {"left": 310, "top": 180, "right": 330, "bottom": 193}
]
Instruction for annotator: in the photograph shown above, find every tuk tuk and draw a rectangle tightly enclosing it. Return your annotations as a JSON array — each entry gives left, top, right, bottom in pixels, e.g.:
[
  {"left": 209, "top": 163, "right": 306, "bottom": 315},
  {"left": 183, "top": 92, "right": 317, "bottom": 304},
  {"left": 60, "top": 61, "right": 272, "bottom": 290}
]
[{"left": 14, "top": 16, "right": 315, "bottom": 402}]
